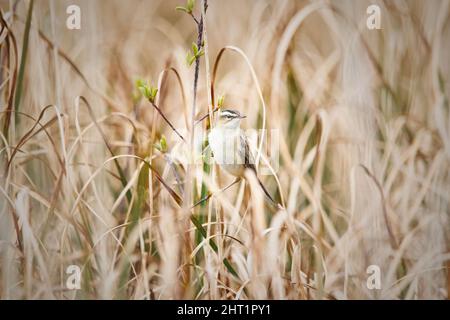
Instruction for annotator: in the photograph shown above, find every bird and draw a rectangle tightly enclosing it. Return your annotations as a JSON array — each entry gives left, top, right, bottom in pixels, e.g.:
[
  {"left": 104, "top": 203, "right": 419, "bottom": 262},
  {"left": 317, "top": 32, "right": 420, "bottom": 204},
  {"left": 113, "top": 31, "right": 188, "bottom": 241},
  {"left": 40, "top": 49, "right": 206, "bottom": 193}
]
[{"left": 207, "top": 109, "right": 277, "bottom": 206}]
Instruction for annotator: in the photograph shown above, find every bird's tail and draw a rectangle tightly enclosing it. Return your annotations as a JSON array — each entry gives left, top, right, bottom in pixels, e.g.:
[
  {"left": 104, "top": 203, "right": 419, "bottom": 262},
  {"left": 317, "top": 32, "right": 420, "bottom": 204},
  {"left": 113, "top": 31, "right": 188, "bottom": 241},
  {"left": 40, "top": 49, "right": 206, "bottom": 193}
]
[{"left": 256, "top": 176, "right": 283, "bottom": 210}]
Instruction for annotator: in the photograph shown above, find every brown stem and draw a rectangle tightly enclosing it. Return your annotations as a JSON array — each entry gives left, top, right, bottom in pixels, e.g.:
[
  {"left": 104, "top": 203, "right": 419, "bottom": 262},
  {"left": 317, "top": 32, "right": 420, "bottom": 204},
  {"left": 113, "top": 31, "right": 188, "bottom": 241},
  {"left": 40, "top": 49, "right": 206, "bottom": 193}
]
[
  {"left": 194, "top": 106, "right": 220, "bottom": 125},
  {"left": 150, "top": 101, "right": 185, "bottom": 142},
  {"left": 191, "top": 178, "right": 241, "bottom": 209}
]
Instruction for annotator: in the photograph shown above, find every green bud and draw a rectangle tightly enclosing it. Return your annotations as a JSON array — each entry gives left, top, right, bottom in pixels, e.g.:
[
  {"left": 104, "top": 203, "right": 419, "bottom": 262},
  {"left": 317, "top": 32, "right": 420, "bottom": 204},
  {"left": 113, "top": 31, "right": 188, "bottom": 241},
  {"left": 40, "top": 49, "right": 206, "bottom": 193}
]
[
  {"left": 154, "top": 135, "right": 168, "bottom": 153},
  {"left": 217, "top": 95, "right": 225, "bottom": 108},
  {"left": 136, "top": 79, "right": 158, "bottom": 103},
  {"left": 160, "top": 135, "right": 167, "bottom": 152}
]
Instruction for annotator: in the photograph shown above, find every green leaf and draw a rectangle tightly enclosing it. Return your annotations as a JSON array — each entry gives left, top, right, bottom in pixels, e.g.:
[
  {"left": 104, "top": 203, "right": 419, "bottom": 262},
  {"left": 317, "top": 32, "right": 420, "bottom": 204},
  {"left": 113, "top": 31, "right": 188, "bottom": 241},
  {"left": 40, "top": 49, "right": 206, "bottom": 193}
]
[
  {"left": 136, "top": 79, "right": 146, "bottom": 88},
  {"left": 138, "top": 86, "right": 150, "bottom": 99},
  {"left": 187, "top": 0, "right": 195, "bottom": 12},
  {"left": 176, "top": 0, "right": 194, "bottom": 14},
  {"left": 192, "top": 42, "right": 198, "bottom": 55},
  {"left": 175, "top": 6, "right": 188, "bottom": 13},
  {"left": 186, "top": 51, "right": 196, "bottom": 66},
  {"left": 160, "top": 135, "right": 167, "bottom": 152},
  {"left": 196, "top": 48, "right": 204, "bottom": 58},
  {"left": 136, "top": 79, "right": 150, "bottom": 98},
  {"left": 190, "top": 214, "right": 239, "bottom": 278},
  {"left": 151, "top": 87, "right": 158, "bottom": 99}
]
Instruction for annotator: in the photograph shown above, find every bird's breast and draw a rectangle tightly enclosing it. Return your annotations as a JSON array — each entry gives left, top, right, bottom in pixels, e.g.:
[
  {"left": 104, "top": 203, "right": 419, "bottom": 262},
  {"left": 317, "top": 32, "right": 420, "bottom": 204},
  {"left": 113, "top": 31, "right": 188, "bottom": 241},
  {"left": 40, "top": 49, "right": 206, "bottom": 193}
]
[{"left": 208, "top": 128, "right": 243, "bottom": 176}]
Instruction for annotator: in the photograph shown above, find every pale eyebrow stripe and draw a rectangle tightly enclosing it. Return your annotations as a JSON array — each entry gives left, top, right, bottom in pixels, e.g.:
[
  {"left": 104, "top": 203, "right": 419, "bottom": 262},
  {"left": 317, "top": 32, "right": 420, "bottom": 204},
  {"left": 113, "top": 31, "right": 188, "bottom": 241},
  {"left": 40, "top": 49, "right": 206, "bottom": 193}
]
[{"left": 221, "top": 111, "right": 239, "bottom": 118}]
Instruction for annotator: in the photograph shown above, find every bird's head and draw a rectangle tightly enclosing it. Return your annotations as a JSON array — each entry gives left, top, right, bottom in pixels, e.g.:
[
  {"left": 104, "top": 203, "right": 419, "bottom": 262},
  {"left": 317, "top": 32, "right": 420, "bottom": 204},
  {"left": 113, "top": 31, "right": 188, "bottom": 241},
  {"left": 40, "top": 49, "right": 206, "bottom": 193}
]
[{"left": 217, "top": 109, "right": 246, "bottom": 129}]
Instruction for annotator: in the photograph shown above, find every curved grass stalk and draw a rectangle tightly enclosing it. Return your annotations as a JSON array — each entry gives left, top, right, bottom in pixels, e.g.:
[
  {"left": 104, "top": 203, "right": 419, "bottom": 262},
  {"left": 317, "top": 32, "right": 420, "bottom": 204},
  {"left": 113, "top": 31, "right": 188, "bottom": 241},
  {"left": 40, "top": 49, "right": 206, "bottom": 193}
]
[{"left": 211, "top": 45, "right": 267, "bottom": 168}]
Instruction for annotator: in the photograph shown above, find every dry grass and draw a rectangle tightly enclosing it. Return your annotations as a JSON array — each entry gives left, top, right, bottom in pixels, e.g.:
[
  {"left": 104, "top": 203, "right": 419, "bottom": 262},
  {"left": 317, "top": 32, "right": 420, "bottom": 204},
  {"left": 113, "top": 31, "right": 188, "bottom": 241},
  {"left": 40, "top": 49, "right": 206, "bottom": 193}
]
[{"left": 0, "top": 0, "right": 449, "bottom": 299}]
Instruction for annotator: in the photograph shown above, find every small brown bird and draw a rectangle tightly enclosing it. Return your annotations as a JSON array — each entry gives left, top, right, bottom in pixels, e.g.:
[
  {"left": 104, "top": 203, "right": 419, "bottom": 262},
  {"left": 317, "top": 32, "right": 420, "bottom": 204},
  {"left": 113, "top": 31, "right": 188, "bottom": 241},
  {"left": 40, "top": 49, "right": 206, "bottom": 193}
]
[{"left": 208, "top": 109, "right": 277, "bottom": 205}]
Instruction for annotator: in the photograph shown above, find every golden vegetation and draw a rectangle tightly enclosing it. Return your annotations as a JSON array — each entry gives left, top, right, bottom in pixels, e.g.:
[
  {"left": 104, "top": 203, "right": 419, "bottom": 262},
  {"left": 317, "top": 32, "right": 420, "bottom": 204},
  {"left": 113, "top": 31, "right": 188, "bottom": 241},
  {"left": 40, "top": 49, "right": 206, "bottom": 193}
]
[{"left": 0, "top": 0, "right": 449, "bottom": 299}]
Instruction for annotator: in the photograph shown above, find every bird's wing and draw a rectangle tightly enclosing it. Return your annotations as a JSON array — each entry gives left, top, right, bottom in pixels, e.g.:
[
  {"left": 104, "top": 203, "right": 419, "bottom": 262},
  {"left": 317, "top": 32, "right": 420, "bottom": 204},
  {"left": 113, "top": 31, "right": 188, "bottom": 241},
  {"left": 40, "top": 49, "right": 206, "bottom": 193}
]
[
  {"left": 239, "top": 132, "right": 277, "bottom": 205},
  {"left": 239, "top": 132, "right": 256, "bottom": 172}
]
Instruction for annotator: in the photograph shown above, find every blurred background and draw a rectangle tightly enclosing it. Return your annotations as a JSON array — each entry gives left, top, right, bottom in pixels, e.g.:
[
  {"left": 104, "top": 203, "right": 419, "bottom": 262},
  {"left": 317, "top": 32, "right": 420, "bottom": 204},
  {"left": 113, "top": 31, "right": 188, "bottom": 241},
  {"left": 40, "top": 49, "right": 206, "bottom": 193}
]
[{"left": 0, "top": 0, "right": 449, "bottom": 299}]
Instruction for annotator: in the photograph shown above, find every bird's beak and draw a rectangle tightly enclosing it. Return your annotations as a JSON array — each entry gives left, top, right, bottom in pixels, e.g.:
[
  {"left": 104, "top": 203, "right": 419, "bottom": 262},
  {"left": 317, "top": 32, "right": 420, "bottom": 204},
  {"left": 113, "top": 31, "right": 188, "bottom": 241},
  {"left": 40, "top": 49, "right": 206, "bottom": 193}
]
[{"left": 240, "top": 115, "right": 246, "bottom": 119}]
